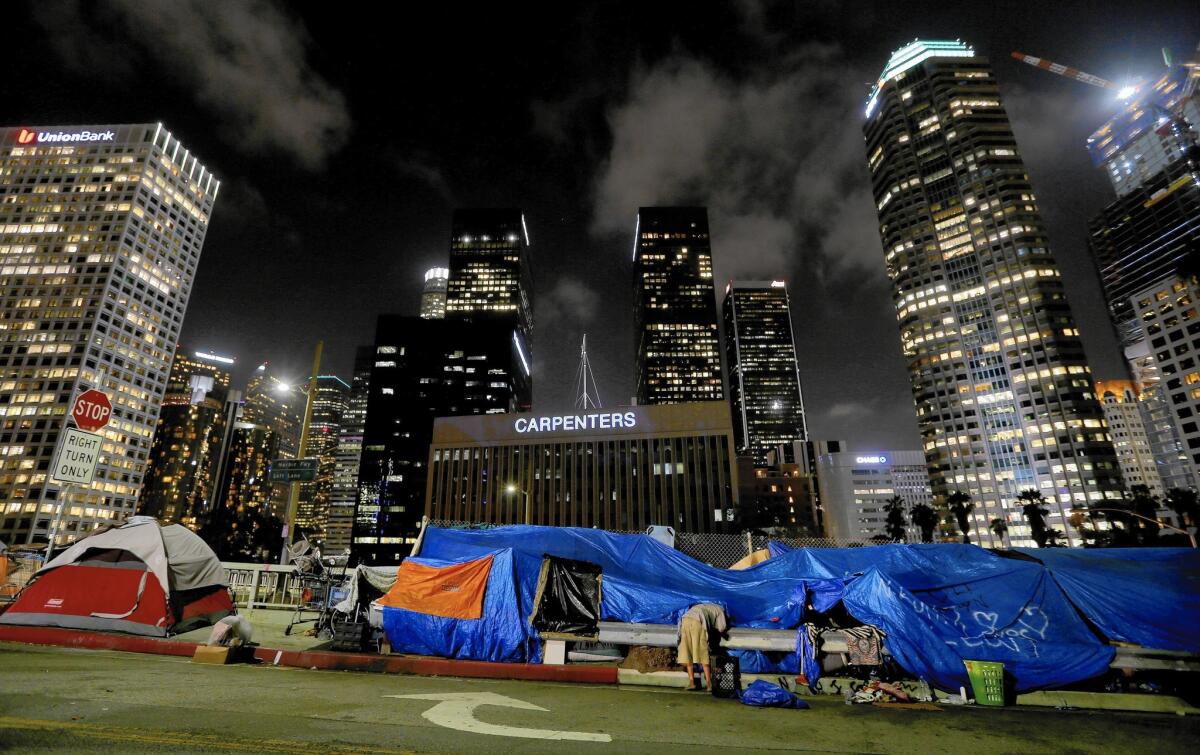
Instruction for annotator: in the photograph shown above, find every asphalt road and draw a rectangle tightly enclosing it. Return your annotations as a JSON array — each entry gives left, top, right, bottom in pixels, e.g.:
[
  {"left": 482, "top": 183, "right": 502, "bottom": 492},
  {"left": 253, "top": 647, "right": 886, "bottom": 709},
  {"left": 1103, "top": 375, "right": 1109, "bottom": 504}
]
[{"left": 1, "top": 643, "right": 1196, "bottom": 753}]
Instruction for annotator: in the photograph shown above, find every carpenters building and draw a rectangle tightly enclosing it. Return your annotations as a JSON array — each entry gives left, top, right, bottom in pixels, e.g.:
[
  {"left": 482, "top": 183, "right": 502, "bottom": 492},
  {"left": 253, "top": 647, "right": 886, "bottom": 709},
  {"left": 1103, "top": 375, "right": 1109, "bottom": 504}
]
[{"left": 425, "top": 401, "right": 739, "bottom": 532}]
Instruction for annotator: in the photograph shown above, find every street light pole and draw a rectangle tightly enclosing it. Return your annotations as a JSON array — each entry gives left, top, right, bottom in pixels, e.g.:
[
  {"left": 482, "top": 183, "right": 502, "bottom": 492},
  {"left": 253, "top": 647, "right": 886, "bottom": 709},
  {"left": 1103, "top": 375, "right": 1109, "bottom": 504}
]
[
  {"left": 281, "top": 340, "right": 322, "bottom": 565},
  {"left": 505, "top": 484, "right": 531, "bottom": 524},
  {"left": 1087, "top": 508, "right": 1196, "bottom": 549}
]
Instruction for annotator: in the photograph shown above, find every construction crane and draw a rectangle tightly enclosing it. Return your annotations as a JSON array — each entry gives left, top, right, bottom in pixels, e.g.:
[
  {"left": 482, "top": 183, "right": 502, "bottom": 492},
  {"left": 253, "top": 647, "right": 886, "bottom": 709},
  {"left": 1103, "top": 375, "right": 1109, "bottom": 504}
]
[
  {"left": 1010, "top": 50, "right": 1137, "bottom": 97},
  {"left": 1012, "top": 47, "right": 1197, "bottom": 163}
]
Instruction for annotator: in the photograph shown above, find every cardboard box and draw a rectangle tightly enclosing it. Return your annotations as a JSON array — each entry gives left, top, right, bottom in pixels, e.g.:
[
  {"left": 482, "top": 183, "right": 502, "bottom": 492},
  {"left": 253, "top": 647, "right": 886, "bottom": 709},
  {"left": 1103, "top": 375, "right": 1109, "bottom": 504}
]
[{"left": 192, "top": 646, "right": 231, "bottom": 665}]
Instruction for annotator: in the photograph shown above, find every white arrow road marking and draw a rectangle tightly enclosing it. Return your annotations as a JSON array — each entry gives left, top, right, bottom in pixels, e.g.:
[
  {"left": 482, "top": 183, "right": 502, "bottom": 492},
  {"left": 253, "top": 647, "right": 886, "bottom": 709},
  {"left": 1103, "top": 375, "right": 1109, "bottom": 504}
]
[{"left": 386, "top": 691, "right": 612, "bottom": 743}]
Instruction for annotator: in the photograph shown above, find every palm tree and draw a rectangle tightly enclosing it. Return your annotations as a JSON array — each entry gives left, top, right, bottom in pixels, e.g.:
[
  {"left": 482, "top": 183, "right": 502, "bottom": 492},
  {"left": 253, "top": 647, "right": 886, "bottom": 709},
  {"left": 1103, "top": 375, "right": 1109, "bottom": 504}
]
[
  {"left": 909, "top": 502, "right": 940, "bottom": 543},
  {"left": 1017, "top": 489, "right": 1050, "bottom": 547},
  {"left": 946, "top": 491, "right": 974, "bottom": 544},
  {"left": 1044, "top": 528, "right": 1065, "bottom": 547},
  {"left": 884, "top": 496, "right": 907, "bottom": 542},
  {"left": 1165, "top": 488, "right": 1199, "bottom": 529},
  {"left": 1129, "top": 485, "right": 1161, "bottom": 543},
  {"left": 989, "top": 517, "right": 1009, "bottom": 548}
]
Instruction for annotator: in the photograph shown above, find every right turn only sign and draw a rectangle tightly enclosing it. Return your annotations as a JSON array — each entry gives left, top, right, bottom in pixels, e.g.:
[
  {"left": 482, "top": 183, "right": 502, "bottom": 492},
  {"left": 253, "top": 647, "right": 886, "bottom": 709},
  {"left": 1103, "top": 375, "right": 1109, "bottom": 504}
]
[{"left": 52, "top": 427, "right": 103, "bottom": 485}]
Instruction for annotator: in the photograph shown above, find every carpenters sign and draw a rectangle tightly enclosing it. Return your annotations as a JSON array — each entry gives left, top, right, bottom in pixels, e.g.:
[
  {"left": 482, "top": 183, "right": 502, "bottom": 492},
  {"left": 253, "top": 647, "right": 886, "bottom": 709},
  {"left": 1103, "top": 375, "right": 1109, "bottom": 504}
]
[{"left": 514, "top": 410, "right": 638, "bottom": 434}]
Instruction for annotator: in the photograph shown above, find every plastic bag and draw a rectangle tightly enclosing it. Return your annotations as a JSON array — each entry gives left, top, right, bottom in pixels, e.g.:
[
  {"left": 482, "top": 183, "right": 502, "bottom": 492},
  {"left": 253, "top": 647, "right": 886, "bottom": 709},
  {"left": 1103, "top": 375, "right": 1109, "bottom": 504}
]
[{"left": 738, "top": 680, "right": 810, "bottom": 709}]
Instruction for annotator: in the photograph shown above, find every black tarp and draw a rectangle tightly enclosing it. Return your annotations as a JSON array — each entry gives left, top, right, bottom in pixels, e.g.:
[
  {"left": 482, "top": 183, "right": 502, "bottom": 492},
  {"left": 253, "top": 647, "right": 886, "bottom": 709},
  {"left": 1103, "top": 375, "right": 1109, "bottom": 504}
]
[{"left": 531, "top": 555, "right": 602, "bottom": 636}]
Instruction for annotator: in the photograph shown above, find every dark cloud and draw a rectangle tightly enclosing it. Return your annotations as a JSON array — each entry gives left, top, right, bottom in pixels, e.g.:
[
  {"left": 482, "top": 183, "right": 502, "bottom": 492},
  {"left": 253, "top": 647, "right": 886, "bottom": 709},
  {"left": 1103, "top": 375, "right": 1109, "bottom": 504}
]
[
  {"left": 31, "top": 0, "right": 350, "bottom": 169},
  {"left": 591, "top": 45, "right": 883, "bottom": 286},
  {"left": 539, "top": 277, "right": 602, "bottom": 328}
]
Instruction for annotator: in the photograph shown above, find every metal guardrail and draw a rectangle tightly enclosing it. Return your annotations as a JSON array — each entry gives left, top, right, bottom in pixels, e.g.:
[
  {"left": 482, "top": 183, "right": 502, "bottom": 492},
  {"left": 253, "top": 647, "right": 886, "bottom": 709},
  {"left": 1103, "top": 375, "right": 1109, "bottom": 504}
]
[
  {"left": 597, "top": 621, "right": 851, "bottom": 653},
  {"left": 596, "top": 621, "right": 1200, "bottom": 672},
  {"left": 222, "top": 562, "right": 300, "bottom": 609}
]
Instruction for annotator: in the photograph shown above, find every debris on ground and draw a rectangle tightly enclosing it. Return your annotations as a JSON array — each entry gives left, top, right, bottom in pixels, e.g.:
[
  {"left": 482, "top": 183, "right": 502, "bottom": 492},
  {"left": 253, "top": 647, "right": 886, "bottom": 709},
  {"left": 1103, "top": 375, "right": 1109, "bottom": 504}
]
[
  {"left": 620, "top": 645, "right": 676, "bottom": 673},
  {"left": 873, "top": 702, "right": 942, "bottom": 711},
  {"left": 846, "top": 679, "right": 914, "bottom": 704}
]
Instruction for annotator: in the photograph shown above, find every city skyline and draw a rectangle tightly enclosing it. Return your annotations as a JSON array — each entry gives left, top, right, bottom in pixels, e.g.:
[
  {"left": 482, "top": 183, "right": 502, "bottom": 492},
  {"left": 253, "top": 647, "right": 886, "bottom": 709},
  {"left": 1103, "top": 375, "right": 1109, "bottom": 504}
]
[{"left": 5, "top": 2, "right": 1198, "bottom": 454}]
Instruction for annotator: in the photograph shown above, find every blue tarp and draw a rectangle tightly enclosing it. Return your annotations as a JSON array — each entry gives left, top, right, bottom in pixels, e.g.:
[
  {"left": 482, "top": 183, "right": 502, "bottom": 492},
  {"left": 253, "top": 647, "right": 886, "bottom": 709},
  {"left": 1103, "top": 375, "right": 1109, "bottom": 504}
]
[
  {"left": 406, "top": 526, "right": 1195, "bottom": 690},
  {"left": 1015, "top": 547, "right": 1200, "bottom": 653},
  {"left": 381, "top": 548, "right": 541, "bottom": 663}
]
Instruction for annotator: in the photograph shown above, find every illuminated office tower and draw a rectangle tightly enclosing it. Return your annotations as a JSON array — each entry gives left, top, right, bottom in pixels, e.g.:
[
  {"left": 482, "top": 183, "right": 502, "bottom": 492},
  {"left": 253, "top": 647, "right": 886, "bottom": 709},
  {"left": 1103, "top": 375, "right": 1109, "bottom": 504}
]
[
  {"left": 325, "top": 347, "right": 371, "bottom": 555},
  {"left": 633, "top": 207, "right": 723, "bottom": 405},
  {"left": 863, "top": 41, "right": 1123, "bottom": 546},
  {"left": 139, "top": 349, "right": 234, "bottom": 529},
  {"left": 420, "top": 267, "right": 449, "bottom": 319},
  {"left": 1087, "top": 60, "right": 1199, "bottom": 197},
  {"left": 241, "top": 362, "right": 302, "bottom": 515},
  {"left": 1085, "top": 61, "right": 1200, "bottom": 490},
  {"left": 1094, "top": 380, "right": 1165, "bottom": 497},
  {"left": 723, "top": 280, "right": 807, "bottom": 463},
  {"left": 445, "top": 209, "right": 532, "bottom": 410},
  {"left": 1088, "top": 151, "right": 1200, "bottom": 348},
  {"left": 294, "top": 374, "right": 348, "bottom": 546},
  {"left": 0, "top": 123, "right": 218, "bottom": 547},
  {"left": 354, "top": 316, "right": 517, "bottom": 564}
]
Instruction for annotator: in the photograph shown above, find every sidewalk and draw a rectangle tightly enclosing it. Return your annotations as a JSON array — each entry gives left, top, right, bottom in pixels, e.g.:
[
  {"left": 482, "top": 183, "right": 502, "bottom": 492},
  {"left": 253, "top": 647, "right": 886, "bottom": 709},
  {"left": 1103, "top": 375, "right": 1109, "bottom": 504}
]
[{"left": 1, "top": 609, "right": 1195, "bottom": 716}]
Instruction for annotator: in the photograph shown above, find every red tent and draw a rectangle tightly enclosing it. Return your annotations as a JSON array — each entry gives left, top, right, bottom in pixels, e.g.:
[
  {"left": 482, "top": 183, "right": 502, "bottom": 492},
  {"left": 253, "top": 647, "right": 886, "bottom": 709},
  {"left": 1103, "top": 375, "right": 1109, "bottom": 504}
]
[{"left": 0, "top": 517, "right": 233, "bottom": 636}]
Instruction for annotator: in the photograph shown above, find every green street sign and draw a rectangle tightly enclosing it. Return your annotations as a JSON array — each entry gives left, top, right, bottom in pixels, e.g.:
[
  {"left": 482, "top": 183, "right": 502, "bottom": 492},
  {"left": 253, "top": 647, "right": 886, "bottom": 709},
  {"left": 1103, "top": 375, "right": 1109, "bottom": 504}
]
[{"left": 270, "top": 457, "right": 319, "bottom": 482}]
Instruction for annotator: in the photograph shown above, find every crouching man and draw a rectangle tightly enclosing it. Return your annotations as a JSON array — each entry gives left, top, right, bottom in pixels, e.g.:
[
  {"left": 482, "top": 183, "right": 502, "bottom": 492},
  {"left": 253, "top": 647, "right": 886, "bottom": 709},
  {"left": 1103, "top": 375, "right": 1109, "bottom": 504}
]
[{"left": 677, "top": 603, "right": 728, "bottom": 691}]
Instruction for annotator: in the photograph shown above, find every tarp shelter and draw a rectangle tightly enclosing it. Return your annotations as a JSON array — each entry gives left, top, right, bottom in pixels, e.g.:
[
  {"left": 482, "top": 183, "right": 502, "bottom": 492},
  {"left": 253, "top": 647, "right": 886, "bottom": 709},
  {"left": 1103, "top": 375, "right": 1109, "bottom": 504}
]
[
  {"left": 415, "top": 525, "right": 1139, "bottom": 692},
  {"left": 0, "top": 517, "right": 232, "bottom": 636},
  {"left": 530, "top": 556, "right": 602, "bottom": 637},
  {"left": 1013, "top": 547, "right": 1200, "bottom": 653},
  {"left": 379, "top": 549, "right": 540, "bottom": 662}
]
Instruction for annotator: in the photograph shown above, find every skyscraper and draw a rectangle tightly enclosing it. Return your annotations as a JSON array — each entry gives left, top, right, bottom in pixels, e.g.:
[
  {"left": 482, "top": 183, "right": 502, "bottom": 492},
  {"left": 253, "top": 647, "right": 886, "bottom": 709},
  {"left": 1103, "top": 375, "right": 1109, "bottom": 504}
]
[
  {"left": 139, "top": 349, "right": 234, "bottom": 529},
  {"left": 445, "top": 209, "right": 532, "bottom": 410},
  {"left": 420, "top": 267, "right": 449, "bottom": 319},
  {"left": 325, "top": 347, "right": 372, "bottom": 555},
  {"left": 863, "top": 41, "right": 1123, "bottom": 546},
  {"left": 723, "top": 280, "right": 807, "bottom": 463},
  {"left": 1084, "top": 61, "right": 1199, "bottom": 493},
  {"left": 1094, "top": 380, "right": 1165, "bottom": 497},
  {"left": 1088, "top": 149, "right": 1200, "bottom": 348},
  {"left": 0, "top": 123, "right": 218, "bottom": 548},
  {"left": 1087, "top": 61, "right": 1199, "bottom": 197},
  {"left": 241, "top": 363, "right": 302, "bottom": 515},
  {"left": 294, "top": 374, "right": 348, "bottom": 546},
  {"left": 354, "top": 316, "right": 519, "bottom": 564},
  {"left": 1131, "top": 275, "right": 1200, "bottom": 478},
  {"left": 633, "top": 207, "right": 723, "bottom": 405}
]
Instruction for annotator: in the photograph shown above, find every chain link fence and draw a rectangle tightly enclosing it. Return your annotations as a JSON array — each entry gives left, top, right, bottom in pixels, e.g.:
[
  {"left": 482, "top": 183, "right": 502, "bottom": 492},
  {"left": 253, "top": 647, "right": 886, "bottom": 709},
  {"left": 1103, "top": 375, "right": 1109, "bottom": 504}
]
[{"left": 427, "top": 519, "right": 867, "bottom": 569}]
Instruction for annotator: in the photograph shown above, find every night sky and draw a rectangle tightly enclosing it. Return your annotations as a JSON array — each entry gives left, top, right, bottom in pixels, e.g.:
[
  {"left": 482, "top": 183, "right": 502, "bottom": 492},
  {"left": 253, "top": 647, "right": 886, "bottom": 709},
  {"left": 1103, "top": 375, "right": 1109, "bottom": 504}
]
[{"left": 8, "top": 1, "right": 1199, "bottom": 450}]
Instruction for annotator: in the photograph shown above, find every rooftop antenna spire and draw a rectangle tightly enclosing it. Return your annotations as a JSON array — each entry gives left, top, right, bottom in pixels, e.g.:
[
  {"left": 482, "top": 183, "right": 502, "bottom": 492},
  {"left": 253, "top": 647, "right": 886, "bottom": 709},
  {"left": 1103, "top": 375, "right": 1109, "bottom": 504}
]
[{"left": 575, "top": 334, "right": 602, "bottom": 410}]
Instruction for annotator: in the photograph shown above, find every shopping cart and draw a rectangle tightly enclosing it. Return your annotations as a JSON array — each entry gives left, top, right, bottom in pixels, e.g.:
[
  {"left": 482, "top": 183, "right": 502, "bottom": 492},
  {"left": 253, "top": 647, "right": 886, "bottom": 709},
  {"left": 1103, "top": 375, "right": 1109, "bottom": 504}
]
[
  {"left": 1, "top": 548, "right": 43, "bottom": 602},
  {"left": 283, "top": 540, "right": 349, "bottom": 637}
]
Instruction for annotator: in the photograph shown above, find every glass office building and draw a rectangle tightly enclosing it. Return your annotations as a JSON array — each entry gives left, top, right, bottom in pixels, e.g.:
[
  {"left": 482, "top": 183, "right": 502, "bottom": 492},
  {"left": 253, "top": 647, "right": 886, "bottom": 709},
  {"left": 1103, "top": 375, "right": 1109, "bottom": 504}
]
[
  {"left": 139, "top": 349, "right": 232, "bottom": 529},
  {"left": 863, "top": 41, "right": 1123, "bottom": 546},
  {"left": 723, "top": 280, "right": 807, "bottom": 463},
  {"left": 633, "top": 207, "right": 723, "bottom": 405},
  {"left": 0, "top": 123, "right": 218, "bottom": 547}
]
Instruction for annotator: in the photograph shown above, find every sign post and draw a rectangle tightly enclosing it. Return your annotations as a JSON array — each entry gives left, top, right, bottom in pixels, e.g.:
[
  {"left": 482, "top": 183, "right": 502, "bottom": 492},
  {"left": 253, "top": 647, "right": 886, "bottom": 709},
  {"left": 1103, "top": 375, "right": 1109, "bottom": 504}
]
[{"left": 45, "top": 389, "right": 111, "bottom": 559}]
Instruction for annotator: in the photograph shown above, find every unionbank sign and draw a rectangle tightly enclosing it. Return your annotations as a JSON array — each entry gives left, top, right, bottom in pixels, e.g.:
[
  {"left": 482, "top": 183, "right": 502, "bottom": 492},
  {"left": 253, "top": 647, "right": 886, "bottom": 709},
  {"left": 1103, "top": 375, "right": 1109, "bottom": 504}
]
[
  {"left": 515, "top": 410, "right": 638, "bottom": 434},
  {"left": 16, "top": 128, "right": 116, "bottom": 145}
]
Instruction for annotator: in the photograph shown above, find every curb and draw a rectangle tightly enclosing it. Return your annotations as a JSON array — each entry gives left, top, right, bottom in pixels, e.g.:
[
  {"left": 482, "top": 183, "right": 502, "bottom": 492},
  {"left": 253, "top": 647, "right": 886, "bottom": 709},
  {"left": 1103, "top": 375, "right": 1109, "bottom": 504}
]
[{"left": 0, "top": 626, "right": 617, "bottom": 685}]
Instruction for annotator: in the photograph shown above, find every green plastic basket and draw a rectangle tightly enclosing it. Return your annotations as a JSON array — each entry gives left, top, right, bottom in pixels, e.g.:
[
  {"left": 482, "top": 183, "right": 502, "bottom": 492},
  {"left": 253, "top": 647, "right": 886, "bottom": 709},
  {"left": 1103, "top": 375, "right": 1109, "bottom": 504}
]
[{"left": 964, "top": 660, "right": 1006, "bottom": 706}]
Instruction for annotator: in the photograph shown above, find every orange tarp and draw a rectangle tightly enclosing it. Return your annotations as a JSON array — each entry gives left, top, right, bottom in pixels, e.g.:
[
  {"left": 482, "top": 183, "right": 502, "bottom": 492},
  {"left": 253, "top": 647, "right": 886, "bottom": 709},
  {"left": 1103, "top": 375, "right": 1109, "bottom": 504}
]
[{"left": 379, "top": 555, "right": 493, "bottom": 619}]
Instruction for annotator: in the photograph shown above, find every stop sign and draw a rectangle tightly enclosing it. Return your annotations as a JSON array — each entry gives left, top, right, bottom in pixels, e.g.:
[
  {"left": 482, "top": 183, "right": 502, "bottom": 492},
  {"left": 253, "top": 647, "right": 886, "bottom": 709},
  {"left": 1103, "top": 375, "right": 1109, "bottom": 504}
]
[{"left": 72, "top": 389, "right": 112, "bottom": 431}]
